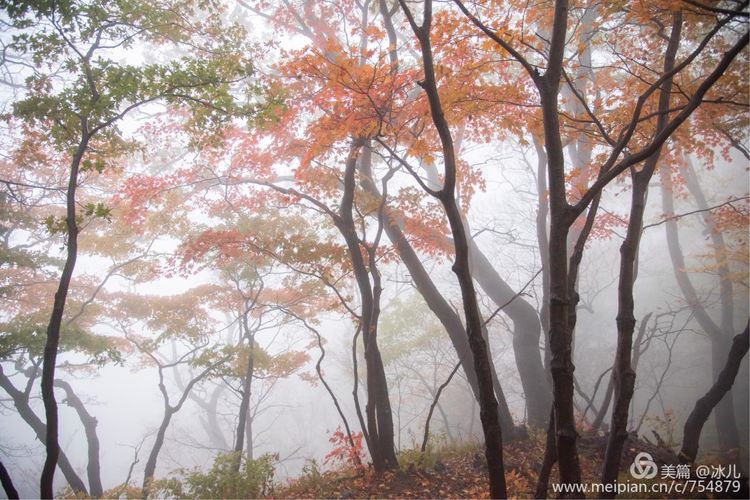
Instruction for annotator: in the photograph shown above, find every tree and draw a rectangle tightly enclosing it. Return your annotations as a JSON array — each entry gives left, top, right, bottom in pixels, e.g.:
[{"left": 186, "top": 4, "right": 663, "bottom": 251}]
[
  {"left": 0, "top": 0, "right": 254, "bottom": 494},
  {"left": 602, "top": 11, "right": 682, "bottom": 490},
  {"left": 396, "top": 1, "right": 509, "bottom": 495},
  {"left": 680, "top": 321, "right": 749, "bottom": 463},
  {"left": 451, "top": 0, "right": 748, "bottom": 490}
]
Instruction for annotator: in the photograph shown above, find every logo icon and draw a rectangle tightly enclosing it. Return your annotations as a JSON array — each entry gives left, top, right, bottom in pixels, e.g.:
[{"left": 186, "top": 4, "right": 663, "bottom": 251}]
[{"left": 630, "top": 452, "right": 658, "bottom": 479}]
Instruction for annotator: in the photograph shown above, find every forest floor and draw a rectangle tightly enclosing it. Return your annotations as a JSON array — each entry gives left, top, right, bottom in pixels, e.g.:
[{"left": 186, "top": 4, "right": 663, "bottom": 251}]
[{"left": 272, "top": 429, "right": 744, "bottom": 499}]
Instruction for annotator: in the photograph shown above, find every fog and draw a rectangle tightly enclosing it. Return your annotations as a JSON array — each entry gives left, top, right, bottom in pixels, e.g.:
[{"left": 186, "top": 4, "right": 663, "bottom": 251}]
[{"left": 0, "top": 1, "right": 748, "bottom": 499}]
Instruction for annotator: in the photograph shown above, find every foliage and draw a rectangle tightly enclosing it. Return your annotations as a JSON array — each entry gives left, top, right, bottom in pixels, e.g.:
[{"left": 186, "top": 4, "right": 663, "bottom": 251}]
[
  {"left": 323, "top": 427, "right": 365, "bottom": 469},
  {"left": 154, "top": 452, "right": 275, "bottom": 499},
  {"left": 0, "top": 315, "right": 122, "bottom": 365}
]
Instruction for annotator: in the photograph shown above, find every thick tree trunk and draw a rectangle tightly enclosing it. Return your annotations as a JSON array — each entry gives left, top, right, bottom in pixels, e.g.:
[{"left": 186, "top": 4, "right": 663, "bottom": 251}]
[
  {"left": 469, "top": 238, "right": 552, "bottom": 427},
  {"left": 680, "top": 322, "right": 749, "bottom": 463},
  {"left": 41, "top": 134, "right": 89, "bottom": 498},
  {"left": 536, "top": 1, "right": 585, "bottom": 490}
]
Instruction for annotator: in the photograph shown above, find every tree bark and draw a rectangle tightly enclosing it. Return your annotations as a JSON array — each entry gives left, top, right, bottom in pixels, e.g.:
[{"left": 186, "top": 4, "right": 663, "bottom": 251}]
[
  {"left": 398, "top": 1, "right": 507, "bottom": 495},
  {"left": 0, "top": 366, "right": 88, "bottom": 495},
  {"left": 601, "top": 13, "right": 681, "bottom": 492},
  {"left": 680, "top": 322, "right": 749, "bottom": 463},
  {"left": 658, "top": 156, "right": 740, "bottom": 451},
  {"left": 338, "top": 141, "right": 397, "bottom": 472},
  {"left": 0, "top": 459, "right": 19, "bottom": 500},
  {"left": 534, "top": 407, "right": 557, "bottom": 499},
  {"left": 40, "top": 132, "right": 89, "bottom": 498},
  {"left": 54, "top": 379, "right": 103, "bottom": 497}
]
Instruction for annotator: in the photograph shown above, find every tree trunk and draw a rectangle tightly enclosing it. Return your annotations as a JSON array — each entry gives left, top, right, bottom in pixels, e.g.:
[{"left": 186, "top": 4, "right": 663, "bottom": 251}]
[
  {"left": 680, "top": 322, "right": 749, "bottom": 463},
  {"left": 234, "top": 302, "right": 256, "bottom": 470},
  {"left": 398, "top": 0, "right": 507, "bottom": 493},
  {"left": 469, "top": 238, "right": 552, "bottom": 428},
  {"left": 682, "top": 155, "right": 740, "bottom": 452},
  {"left": 534, "top": 407, "right": 557, "bottom": 499},
  {"left": 0, "top": 459, "right": 19, "bottom": 500},
  {"left": 658, "top": 155, "right": 740, "bottom": 451},
  {"left": 359, "top": 149, "right": 517, "bottom": 437},
  {"left": 601, "top": 172, "right": 649, "bottom": 491},
  {"left": 535, "top": 0, "right": 585, "bottom": 489},
  {"left": 54, "top": 379, "right": 103, "bottom": 497},
  {"left": 601, "top": 14, "right": 681, "bottom": 492},
  {"left": 142, "top": 406, "right": 174, "bottom": 496},
  {"left": 338, "top": 142, "right": 397, "bottom": 472},
  {"left": 0, "top": 367, "right": 88, "bottom": 495},
  {"left": 41, "top": 133, "right": 89, "bottom": 498}
]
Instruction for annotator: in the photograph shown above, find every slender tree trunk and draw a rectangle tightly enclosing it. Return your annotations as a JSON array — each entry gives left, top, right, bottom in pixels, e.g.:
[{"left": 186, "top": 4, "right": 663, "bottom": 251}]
[
  {"left": 41, "top": 133, "right": 89, "bottom": 498},
  {"left": 534, "top": 138, "right": 552, "bottom": 374},
  {"left": 444, "top": 199, "right": 508, "bottom": 498},
  {"left": 535, "top": 407, "right": 557, "bottom": 499},
  {"left": 601, "top": 173, "right": 649, "bottom": 491},
  {"left": 245, "top": 409, "right": 253, "bottom": 461},
  {"left": 338, "top": 142, "right": 397, "bottom": 472},
  {"left": 139, "top": 359, "right": 220, "bottom": 497},
  {"left": 0, "top": 367, "right": 88, "bottom": 495},
  {"left": 142, "top": 410, "right": 173, "bottom": 496},
  {"left": 680, "top": 322, "right": 748, "bottom": 462},
  {"left": 658, "top": 155, "right": 740, "bottom": 451},
  {"left": 54, "top": 379, "right": 103, "bottom": 497},
  {"left": 397, "top": 1, "right": 507, "bottom": 493},
  {"left": 0, "top": 459, "right": 19, "bottom": 500},
  {"left": 359, "top": 149, "right": 517, "bottom": 436},
  {"left": 601, "top": 16, "right": 681, "bottom": 491},
  {"left": 234, "top": 339, "right": 255, "bottom": 469},
  {"left": 234, "top": 300, "right": 256, "bottom": 470}
]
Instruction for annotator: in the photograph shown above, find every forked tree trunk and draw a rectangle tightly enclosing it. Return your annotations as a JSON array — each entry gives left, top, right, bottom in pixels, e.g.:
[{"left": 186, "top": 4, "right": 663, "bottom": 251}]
[
  {"left": 0, "top": 367, "right": 88, "bottom": 495},
  {"left": 54, "top": 379, "right": 103, "bottom": 497},
  {"left": 338, "top": 142, "right": 397, "bottom": 472}
]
